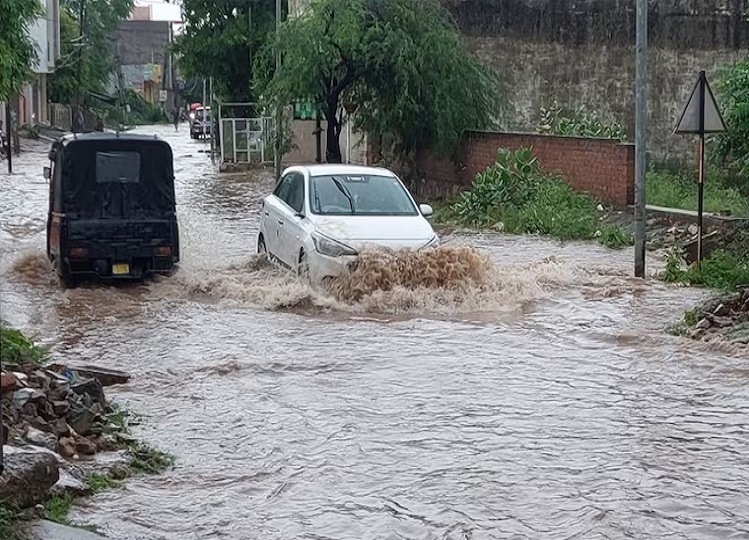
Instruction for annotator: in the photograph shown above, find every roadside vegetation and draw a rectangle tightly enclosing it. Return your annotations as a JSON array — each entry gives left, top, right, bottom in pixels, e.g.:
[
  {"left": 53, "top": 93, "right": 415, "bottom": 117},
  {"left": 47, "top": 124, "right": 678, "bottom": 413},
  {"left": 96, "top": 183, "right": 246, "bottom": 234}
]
[
  {"left": 432, "top": 148, "right": 633, "bottom": 249},
  {"left": 0, "top": 324, "right": 174, "bottom": 536},
  {"left": 647, "top": 168, "right": 749, "bottom": 217},
  {"left": 536, "top": 101, "right": 628, "bottom": 142}
]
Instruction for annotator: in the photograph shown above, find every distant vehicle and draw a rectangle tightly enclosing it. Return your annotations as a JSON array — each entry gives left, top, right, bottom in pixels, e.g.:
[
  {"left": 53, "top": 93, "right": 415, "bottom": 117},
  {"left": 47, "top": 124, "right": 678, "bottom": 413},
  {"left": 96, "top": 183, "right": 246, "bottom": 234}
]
[
  {"left": 45, "top": 132, "right": 180, "bottom": 287},
  {"left": 190, "top": 106, "right": 211, "bottom": 139},
  {"left": 257, "top": 164, "right": 439, "bottom": 284}
]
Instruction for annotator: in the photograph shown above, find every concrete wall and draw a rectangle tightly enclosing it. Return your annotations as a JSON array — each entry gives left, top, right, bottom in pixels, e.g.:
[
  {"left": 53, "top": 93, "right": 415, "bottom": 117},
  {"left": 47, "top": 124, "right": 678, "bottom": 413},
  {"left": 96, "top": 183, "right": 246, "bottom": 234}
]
[
  {"left": 115, "top": 21, "right": 172, "bottom": 105},
  {"left": 447, "top": 0, "right": 749, "bottom": 160},
  {"left": 413, "top": 131, "right": 635, "bottom": 206}
]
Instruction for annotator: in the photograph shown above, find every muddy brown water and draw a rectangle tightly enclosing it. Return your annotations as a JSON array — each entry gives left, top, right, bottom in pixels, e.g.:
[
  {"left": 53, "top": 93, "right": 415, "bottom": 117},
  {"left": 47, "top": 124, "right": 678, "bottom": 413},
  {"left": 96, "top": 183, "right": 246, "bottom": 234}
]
[{"left": 1, "top": 126, "right": 748, "bottom": 540}]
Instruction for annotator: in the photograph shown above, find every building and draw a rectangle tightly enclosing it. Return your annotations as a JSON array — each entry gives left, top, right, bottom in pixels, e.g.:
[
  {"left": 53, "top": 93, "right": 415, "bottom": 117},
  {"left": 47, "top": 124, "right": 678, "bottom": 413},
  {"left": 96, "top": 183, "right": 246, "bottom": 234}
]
[
  {"left": 113, "top": 20, "right": 174, "bottom": 106},
  {"left": 1, "top": 0, "right": 61, "bottom": 127}
]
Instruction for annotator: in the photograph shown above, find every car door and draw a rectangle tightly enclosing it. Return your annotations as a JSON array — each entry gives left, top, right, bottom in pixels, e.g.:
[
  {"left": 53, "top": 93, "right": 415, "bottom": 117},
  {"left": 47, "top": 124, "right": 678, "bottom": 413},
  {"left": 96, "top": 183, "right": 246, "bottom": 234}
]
[
  {"left": 264, "top": 173, "right": 294, "bottom": 265},
  {"left": 277, "top": 172, "right": 307, "bottom": 269}
]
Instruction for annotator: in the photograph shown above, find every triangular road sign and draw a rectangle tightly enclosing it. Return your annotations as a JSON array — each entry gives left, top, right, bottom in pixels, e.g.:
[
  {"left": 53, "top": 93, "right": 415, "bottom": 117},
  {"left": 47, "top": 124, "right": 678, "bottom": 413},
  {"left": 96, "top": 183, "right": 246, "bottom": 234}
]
[{"left": 675, "top": 71, "right": 727, "bottom": 134}]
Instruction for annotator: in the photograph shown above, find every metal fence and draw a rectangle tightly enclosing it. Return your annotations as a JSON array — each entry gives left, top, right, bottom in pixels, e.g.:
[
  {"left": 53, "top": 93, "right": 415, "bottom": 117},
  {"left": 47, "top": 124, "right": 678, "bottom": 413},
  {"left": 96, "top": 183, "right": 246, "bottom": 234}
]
[
  {"left": 219, "top": 116, "right": 275, "bottom": 164},
  {"left": 48, "top": 103, "right": 101, "bottom": 132}
]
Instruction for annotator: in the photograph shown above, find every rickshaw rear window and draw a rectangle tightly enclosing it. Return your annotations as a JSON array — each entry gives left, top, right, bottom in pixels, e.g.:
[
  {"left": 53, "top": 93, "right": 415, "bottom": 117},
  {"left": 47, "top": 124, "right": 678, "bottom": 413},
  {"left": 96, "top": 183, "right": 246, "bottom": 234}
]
[{"left": 95, "top": 151, "right": 141, "bottom": 183}]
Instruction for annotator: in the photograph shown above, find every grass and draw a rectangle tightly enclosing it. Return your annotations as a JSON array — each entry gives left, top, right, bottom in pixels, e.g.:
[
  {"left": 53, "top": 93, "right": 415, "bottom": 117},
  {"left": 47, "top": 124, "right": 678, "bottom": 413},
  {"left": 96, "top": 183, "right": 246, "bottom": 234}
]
[
  {"left": 433, "top": 147, "right": 634, "bottom": 249},
  {"left": 43, "top": 494, "right": 75, "bottom": 525},
  {"left": 647, "top": 169, "right": 749, "bottom": 217},
  {"left": 667, "top": 306, "right": 702, "bottom": 336},
  {"left": 662, "top": 247, "right": 749, "bottom": 291},
  {"left": 0, "top": 504, "right": 24, "bottom": 540},
  {"left": 0, "top": 325, "right": 49, "bottom": 366}
]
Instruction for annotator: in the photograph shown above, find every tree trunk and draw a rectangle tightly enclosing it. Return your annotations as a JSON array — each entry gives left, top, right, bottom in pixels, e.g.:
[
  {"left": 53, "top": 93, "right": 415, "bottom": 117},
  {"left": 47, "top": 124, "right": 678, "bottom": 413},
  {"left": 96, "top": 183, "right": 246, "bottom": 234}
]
[{"left": 324, "top": 100, "right": 342, "bottom": 163}]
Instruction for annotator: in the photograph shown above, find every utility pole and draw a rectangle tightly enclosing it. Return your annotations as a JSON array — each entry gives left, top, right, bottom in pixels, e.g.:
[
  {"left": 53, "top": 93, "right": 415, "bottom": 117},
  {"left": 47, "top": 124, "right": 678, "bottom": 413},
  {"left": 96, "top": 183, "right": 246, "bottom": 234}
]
[
  {"left": 274, "top": 0, "right": 282, "bottom": 180},
  {"left": 202, "top": 78, "right": 207, "bottom": 139},
  {"left": 5, "top": 103, "right": 12, "bottom": 174},
  {"left": 634, "top": 0, "right": 648, "bottom": 278}
]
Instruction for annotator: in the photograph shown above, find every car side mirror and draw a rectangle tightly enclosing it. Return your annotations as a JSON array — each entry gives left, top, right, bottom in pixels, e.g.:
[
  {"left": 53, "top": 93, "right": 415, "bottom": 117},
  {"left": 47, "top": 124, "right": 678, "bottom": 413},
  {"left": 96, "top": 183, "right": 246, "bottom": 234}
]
[
  {"left": 419, "top": 204, "right": 433, "bottom": 217},
  {"left": 43, "top": 166, "right": 51, "bottom": 180}
]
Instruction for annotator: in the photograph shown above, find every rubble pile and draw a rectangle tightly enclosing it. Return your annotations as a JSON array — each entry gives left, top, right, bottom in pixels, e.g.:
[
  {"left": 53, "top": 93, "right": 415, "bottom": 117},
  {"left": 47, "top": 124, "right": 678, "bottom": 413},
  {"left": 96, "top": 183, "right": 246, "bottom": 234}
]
[
  {"left": 1, "top": 362, "right": 131, "bottom": 508},
  {"left": 686, "top": 288, "right": 749, "bottom": 345}
]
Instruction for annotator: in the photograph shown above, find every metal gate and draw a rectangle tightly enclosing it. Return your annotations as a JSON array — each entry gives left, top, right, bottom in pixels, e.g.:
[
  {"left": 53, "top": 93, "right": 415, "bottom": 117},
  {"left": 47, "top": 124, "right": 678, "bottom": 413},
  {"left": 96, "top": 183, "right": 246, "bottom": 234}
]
[{"left": 217, "top": 102, "right": 275, "bottom": 164}]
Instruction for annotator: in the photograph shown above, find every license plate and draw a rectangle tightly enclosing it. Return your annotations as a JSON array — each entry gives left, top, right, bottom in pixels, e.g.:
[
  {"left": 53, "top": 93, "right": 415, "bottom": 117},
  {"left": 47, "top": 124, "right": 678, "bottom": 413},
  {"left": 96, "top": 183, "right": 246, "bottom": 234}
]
[{"left": 112, "top": 263, "right": 130, "bottom": 275}]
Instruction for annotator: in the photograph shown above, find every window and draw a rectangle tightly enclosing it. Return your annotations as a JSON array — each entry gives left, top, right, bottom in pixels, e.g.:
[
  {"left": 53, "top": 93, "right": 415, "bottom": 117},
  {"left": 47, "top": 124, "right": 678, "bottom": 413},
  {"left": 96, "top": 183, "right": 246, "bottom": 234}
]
[
  {"left": 95, "top": 151, "right": 140, "bottom": 184},
  {"left": 274, "top": 173, "right": 295, "bottom": 202},
  {"left": 309, "top": 175, "right": 418, "bottom": 216},
  {"left": 286, "top": 174, "right": 305, "bottom": 214},
  {"left": 275, "top": 173, "right": 305, "bottom": 214}
]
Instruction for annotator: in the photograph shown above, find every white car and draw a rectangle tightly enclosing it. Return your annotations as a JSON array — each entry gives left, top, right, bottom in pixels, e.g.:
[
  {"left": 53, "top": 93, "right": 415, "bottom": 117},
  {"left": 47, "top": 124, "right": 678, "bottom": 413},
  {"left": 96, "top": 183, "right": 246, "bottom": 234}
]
[{"left": 257, "top": 164, "right": 440, "bottom": 283}]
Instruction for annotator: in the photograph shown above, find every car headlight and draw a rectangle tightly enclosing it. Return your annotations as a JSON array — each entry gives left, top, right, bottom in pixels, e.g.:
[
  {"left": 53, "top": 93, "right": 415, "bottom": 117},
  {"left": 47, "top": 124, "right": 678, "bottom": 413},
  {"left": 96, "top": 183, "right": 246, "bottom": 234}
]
[
  {"left": 420, "top": 235, "right": 440, "bottom": 250},
  {"left": 312, "top": 233, "right": 357, "bottom": 257}
]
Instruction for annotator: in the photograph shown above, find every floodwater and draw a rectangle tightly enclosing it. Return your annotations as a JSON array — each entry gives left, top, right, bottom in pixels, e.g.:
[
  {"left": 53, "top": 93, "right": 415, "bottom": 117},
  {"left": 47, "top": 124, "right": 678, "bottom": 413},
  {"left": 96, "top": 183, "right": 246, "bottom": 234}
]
[{"left": 1, "top": 125, "right": 748, "bottom": 540}]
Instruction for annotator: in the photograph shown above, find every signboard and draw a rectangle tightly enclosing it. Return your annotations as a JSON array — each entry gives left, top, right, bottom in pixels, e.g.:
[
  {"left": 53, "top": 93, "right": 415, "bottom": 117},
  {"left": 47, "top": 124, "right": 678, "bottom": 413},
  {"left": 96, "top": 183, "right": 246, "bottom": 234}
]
[
  {"left": 293, "top": 101, "right": 318, "bottom": 120},
  {"left": 675, "top": 71, "right": 726, "bottom": 134},
  {"left": 674, "top": 70, "right": 727, "bottom": 269},
  {"left": 159, "top": 90, "right": 168, "bottom": 102}
]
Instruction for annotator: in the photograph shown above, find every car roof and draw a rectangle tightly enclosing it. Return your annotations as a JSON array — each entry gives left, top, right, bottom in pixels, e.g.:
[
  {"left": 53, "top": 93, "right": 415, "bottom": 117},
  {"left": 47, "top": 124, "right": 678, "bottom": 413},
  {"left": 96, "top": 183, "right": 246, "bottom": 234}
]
[
  {"left": 58, "top": 132, "right": 167, "bottom": 147},
  {"left": 293, "top": 164, "right": 397, "bottom": 177}
]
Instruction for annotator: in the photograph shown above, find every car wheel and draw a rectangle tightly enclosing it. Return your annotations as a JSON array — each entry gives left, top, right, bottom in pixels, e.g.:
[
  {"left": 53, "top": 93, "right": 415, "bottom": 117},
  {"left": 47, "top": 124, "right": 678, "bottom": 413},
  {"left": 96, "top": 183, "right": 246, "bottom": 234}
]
[
  {"left": 257, "top": 234, "right": 266, "bottom": 254},
  {"left": 297, "top": 249, "right": 309, "bottom": 280},
  {"left": 57, "top": 259, "right": 77, "bottom": 289}
]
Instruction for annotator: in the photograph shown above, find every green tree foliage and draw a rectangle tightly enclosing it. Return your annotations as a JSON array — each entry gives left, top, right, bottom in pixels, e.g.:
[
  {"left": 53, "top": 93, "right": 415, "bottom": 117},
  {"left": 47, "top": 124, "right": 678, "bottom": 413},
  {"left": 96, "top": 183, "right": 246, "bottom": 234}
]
[
  {"left": 715, "top": 58, "right": 749, "bottom": 182},
  {"left": 0, "top": 0, "right": 43, "bottom": 100},
  {"left": 256, "top": 0, "right": 500, "bottom": 163},
  {"left": 174, "top": 0, "right": 282, "bottom": 104},
  {"left": 536, "top": 101, "right": 627, "bottom": 141},
  {"left": 48, "top": 0, "right": 132, "bottom": 105}
]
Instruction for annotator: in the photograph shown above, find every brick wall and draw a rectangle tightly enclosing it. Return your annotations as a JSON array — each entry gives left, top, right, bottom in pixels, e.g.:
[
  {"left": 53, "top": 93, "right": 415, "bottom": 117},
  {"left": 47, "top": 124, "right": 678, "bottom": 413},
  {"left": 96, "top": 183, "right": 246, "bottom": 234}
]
[{"left": 412, "top": 131, "right": 635, "bottom": 206}]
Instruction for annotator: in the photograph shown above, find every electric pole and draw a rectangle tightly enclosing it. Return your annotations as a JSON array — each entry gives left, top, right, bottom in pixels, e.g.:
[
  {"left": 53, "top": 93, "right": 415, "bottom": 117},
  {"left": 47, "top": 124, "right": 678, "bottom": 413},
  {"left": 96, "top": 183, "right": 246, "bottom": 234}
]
[
  {"left": 634, "top": 0, "right": 648, "bottom": 278},
  {"left": 274, "top": 0, "right": 282, "bottom": 180}
]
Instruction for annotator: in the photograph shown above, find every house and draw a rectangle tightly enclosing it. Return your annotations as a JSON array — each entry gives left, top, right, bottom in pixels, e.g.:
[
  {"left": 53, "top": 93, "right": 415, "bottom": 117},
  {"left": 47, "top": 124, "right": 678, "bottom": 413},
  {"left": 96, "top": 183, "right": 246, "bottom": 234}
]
[
  {"left": 0, "top": 0, "right": 61, "bottom": 126},
  {"left": 114, "top": 20, "right": 173, "bottom": 106}
]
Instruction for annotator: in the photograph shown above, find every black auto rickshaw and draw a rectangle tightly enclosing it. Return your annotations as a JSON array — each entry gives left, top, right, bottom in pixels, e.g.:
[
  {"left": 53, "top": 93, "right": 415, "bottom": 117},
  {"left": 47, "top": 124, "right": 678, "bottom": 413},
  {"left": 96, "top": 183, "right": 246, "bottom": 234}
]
[{"left": 45, "top": 133, "right": 180, "bottom": 287}]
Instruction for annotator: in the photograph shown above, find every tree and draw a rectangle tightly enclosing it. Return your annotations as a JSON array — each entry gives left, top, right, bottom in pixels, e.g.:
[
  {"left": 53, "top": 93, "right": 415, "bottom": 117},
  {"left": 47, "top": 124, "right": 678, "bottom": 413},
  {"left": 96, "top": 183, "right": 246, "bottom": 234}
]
[
  {"left": 256, "top": 0, "right": 501, "bottom": 163},
  {"left": 174, "top": 0, "right": 283, "bottom": 105},
  {"left": 48, "top": 0, "right": 133, "bottom": 106},
  {"left": 0, "top": 0, "right": 43, "bottom": 101}
]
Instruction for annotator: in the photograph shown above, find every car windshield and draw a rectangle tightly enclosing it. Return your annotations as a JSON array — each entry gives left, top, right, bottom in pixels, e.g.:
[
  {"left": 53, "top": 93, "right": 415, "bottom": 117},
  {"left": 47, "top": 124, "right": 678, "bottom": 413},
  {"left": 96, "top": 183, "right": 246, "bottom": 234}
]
[
  {"left": 309, "top": 174, "right": 418, "bottom": 216},
  {"left": 195, "top": 109, "right": 210, "bottom": 121}
]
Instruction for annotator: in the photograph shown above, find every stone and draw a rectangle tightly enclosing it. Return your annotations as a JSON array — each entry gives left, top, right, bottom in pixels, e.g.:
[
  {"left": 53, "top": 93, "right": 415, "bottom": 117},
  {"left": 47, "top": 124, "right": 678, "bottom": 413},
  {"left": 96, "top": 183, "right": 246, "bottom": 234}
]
[
  {"left": 71, "top": 378, "right": 105, "bottom": 404},
  {"left": 66, "top": 401, "right": 99, "bottom": 436},
  {"left": 713, "top": 316, "right": 734, "bottom": 329},
  {"left": 696, "top": 318, "right": 712, "bottom": 330},
  {"left": 13, "top": 388, "right": 44, "bottom": 406},
  {"left": 50, "top": 418, "right": 71, "bottom": 438},
  {"left": 690, "top": 327, "right": 707, "bottom": 340},
  {"left": 25, "top": 426, "right": 58, "bottom": 451},
  {"left": 21, "top": 402, "right": 39, "bottom": 418},
  {"left": 713, "top": 303, "right": 729, "bottom": 317},
  {"left": 71, "top": 365, "right": 130, "bottom": 387},
  {"left": 52, "top": 400, "right": 70, "bottom": 416},
  {"left": 57, "top": 436, "right": 77, "bottom": 458},
  {"left": 1, "top": 372, "right": 21, "bottom": 392},
  {"left": 49, "top": 468, "right": 90, "bottom": 498},
  {"left": 75, "top": 436, "right": 98, "bottom": 455},
  {"left": 28, "top": 519, "right": 105, "bottom": 540},
  {"left": 688, "top": 224, "right": 699, "bottom": 235},
  {"left": 93, "top": 434, "right": 119, "bottom": 452},
  {"left": 0, "top": 446, "right": 60, "bottom": 508}
]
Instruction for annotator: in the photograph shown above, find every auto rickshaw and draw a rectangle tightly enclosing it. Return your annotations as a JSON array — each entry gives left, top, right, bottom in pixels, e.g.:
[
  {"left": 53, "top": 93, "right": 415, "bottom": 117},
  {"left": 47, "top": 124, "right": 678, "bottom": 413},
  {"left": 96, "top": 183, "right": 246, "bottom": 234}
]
[{"left": 44, "top": 132, "right": 180, "bottom": 287}]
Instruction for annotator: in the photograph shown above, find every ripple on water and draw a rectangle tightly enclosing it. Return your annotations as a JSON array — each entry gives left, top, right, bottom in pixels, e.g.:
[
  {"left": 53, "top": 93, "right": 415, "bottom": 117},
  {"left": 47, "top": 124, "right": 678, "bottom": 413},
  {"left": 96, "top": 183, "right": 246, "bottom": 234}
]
[{"left": 1, "top": 126, "right": 747, "bottom": 540}]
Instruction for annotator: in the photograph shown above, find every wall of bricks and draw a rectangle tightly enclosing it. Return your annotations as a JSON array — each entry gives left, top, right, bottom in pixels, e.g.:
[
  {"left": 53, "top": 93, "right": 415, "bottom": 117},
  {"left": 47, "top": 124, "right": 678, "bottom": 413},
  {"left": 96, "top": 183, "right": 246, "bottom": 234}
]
[{"left": 412, "top": 131, "right": 635, "bottom": 206}]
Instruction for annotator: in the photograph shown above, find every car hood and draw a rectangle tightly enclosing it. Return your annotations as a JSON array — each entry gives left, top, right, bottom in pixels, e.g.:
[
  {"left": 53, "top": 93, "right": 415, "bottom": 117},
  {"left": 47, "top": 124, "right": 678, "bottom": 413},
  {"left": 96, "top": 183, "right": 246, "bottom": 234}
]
[{"left": 313, "top": 215, "right": 436, "bottom": 249}]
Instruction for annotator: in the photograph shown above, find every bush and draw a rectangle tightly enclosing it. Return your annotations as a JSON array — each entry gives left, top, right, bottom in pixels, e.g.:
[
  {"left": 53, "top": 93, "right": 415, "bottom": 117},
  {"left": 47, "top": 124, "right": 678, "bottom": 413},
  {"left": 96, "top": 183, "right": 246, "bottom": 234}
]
[
  {"left": 647, "top": 169, "right": 749, "bottom": 217},
  {"left": 0, "top": 324, "right": 48, "bottom": 366},
  {"left": 662, "top": 247, "right": 749, "bottom": 291},
  {"left": 536, "top": 101, "right": 627, "bottom": 141},
  {"left": 448, "top": 147, "right": 633, "bottom": 248}
]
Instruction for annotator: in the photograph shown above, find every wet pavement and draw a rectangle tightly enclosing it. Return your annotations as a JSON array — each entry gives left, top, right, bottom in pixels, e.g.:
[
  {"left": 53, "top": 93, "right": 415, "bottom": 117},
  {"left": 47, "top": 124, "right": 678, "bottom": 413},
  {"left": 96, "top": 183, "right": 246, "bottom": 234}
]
[{"left": 1, "top": 125, "right": 748, "bottom": 540}]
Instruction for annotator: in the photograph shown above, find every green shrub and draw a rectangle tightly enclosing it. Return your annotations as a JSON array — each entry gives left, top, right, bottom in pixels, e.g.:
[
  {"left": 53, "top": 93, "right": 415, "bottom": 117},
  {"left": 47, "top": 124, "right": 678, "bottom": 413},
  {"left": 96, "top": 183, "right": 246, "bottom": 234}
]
[
  {"left": 647, "top": 169, "right": 749, "bottom": 217},
  {"left": 536, "top": 101, "right": 627, "bottom": 141},
  {"left": 449, "top": 147, "right": 633, "bottom": 248},
  {"left": 0, "top": 325, "right": 49, "bottom": 366},
  {"left": 662, "top": 247, "right": 749, "bottom": 291}
]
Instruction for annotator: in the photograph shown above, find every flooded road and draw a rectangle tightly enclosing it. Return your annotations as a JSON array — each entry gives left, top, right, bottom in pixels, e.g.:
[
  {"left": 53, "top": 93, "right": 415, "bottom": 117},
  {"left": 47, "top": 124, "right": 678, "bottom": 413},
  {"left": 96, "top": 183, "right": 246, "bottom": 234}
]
[{"left": 1, "top": 126, "right": 748, "bottom": 540}]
